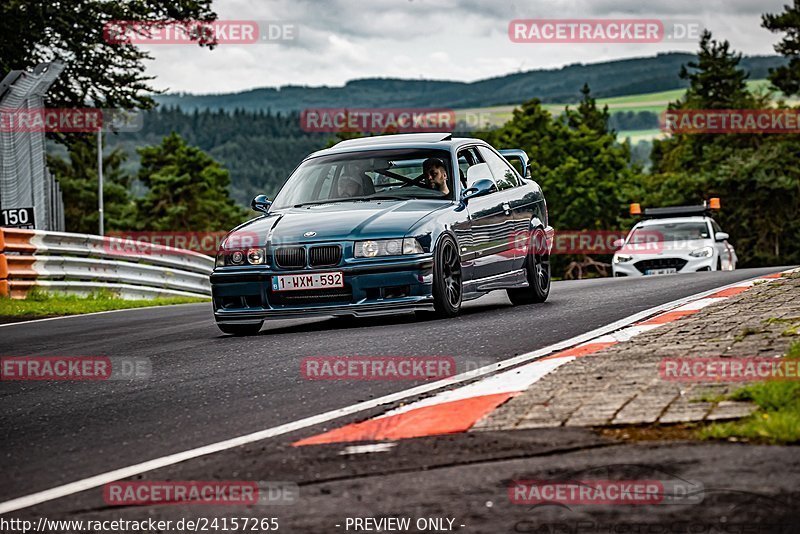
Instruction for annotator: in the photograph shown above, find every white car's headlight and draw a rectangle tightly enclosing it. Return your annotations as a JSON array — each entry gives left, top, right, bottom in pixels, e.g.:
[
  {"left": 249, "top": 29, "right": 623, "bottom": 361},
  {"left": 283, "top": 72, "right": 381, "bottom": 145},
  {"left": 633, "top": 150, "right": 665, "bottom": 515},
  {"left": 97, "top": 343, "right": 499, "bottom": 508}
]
[
  {"left": 355, "top": 238, "right": 423, "bottom": 258},
  {"left": 614, "top": 254, "right": 634, "bottom": 264},
  {"left": 689, "top": 246, "right": 714, "bottom": 258}
]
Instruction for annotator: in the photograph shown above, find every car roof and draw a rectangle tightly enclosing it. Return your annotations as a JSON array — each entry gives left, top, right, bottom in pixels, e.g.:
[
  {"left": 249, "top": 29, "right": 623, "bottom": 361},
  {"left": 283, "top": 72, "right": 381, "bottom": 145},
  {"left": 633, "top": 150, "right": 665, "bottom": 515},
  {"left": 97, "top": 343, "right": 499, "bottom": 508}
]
[
  {"left": 305, "top": 133, "right": 488, "bottom": 159},
  {"left": 636, "top": 216, "right": 712, "bottom": 227}
]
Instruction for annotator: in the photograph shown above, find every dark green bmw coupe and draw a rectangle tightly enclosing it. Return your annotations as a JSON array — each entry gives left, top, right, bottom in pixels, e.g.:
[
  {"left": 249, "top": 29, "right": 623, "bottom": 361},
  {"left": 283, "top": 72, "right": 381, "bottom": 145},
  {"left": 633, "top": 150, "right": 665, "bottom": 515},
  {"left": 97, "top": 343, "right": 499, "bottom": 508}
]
[{"left": 211, "top": 133, "right": 553, "bottom": 335}]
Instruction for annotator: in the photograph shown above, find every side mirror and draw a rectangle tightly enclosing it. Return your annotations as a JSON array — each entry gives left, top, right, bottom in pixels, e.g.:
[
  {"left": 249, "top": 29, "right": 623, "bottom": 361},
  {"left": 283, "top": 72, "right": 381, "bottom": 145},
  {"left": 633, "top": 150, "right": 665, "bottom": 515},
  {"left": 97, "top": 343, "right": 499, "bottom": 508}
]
[
  {"left": 612, "top": 238, "right": 625, "bottom": 249},
  {"left": 524, "top": 163, "right": 532, "bottom": 179},
  {"left": 714, "top": 232, "right": 729, "bottom": 242},
  {"left": 251, "top": 194, "right": 272, "bottom": 214},
  {"left": 461, "top": 178, "right": 497, "bottom": 202},
  {"left": 465, "top": 163, "right": 494, "bottom": 186}
]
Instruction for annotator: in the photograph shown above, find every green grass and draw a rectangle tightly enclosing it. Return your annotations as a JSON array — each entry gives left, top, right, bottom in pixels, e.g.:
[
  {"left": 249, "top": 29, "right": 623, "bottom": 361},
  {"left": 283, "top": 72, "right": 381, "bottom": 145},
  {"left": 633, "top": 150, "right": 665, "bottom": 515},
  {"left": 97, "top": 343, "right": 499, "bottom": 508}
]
[
  {"left": 454, "top": 79, "right": 792, "bottom": 143},
  {"left": 699, "top": 342, "right": 800, "bottom": 444},
  {"left": 0, "top": 289, "right": 209, "bottom": 320}
]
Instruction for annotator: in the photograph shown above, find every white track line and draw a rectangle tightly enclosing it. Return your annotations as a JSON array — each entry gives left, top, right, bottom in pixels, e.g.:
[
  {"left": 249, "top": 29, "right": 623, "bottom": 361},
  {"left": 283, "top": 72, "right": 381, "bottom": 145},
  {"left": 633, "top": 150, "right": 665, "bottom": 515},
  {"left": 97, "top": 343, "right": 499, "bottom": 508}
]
[
  {"left": 0, "top": 302, "right": 209, "bottom": 328},
  {"left": 377, "top": 356, "right": 574, "bottom": 418},
  {"left": 0, "top": 271, "right": 790, "bottom": 514}
]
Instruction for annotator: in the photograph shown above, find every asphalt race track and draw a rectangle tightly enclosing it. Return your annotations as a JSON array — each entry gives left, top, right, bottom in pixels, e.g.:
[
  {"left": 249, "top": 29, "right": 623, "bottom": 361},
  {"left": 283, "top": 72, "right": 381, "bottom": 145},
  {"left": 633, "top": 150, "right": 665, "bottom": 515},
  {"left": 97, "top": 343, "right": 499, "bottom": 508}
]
[{"left": 1, "top": 267, "right": 795, "bottom": 529}]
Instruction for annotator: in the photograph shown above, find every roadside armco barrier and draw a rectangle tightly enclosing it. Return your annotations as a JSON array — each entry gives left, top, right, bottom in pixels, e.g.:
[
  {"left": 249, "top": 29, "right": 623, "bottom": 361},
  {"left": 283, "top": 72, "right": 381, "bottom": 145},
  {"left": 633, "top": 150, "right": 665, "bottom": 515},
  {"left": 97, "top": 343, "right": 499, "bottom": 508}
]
[{"left": 0, "top": 229, "right": 213, "bottom": 299}]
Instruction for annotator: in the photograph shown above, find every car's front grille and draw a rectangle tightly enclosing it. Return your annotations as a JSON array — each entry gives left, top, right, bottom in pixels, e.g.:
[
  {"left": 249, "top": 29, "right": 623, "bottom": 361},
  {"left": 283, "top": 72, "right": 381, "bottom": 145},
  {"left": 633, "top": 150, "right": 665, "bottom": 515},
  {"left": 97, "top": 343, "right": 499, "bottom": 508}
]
[
  {"left": 268, "top": 284, "right": 353, "bottom": 306},
  {"left": 634, "top": 258, "right": 689, "bottom": 274},
  {"left": 274, "top": 247, "right": 306, "bottom": 269},
  {"left": 309, "top": 245, "right": 341, "bottom": 267}
]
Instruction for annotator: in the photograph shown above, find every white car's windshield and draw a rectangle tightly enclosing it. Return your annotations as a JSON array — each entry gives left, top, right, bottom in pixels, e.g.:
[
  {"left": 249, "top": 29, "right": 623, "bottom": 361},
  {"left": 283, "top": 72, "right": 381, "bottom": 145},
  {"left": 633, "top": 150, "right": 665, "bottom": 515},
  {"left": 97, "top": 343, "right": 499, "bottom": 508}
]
[
  {"left": 629, "top": 222, "right": 711, "bottom": 243},
  {"left": 271, "top": 149, "right": 454, "bottom": 209}
]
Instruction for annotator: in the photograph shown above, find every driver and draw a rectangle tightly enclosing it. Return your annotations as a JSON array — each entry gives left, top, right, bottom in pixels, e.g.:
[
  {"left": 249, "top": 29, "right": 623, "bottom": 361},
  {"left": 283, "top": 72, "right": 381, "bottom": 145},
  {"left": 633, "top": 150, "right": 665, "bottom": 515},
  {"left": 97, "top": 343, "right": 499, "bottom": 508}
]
[
  {"left": 422, "top": 158, "right": 450, "bottom": 195},
  {"left": 336, "top": 175, "right": 363, "bottom": 198}
]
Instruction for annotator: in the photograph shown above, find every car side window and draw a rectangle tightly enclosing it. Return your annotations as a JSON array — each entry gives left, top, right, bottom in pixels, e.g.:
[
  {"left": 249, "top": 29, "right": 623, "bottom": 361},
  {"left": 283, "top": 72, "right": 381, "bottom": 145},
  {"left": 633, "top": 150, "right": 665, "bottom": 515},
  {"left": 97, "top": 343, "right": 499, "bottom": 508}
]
[
  {"left": 457, "top": 148, "right": 482, "bottom": 189},
  {"left": 710, "top": 219, "right": 722, "bottom": 235},
  {"left": 477, "top": 147, "right": 519, "bottom": 190}
]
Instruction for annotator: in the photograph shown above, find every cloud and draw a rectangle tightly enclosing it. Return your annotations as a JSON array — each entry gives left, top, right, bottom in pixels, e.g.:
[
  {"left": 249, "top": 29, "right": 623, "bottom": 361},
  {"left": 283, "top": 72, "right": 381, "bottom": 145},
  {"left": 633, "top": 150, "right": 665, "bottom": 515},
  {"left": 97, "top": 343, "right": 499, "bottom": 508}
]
[{"left": 143, "top": 0, "right": 788, "bottom": 94}]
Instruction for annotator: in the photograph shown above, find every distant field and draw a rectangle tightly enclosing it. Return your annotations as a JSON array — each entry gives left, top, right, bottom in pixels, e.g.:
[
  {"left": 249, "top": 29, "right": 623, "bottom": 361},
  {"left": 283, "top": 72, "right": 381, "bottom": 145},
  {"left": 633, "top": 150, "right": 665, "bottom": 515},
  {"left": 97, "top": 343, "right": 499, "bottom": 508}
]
[{"left": 455, "top": 79, "right": 786, "bottom": 143}]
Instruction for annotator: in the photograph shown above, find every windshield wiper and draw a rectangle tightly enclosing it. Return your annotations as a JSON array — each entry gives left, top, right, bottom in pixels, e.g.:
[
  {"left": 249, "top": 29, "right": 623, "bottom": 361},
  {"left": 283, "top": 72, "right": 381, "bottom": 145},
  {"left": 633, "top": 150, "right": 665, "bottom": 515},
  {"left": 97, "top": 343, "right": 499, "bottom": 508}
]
[
  {"left": 365, "top": 195, "right": 407, "bottom": 201},
  {"left": 293, "top": 196, "right": 406, "bottom": 207}
]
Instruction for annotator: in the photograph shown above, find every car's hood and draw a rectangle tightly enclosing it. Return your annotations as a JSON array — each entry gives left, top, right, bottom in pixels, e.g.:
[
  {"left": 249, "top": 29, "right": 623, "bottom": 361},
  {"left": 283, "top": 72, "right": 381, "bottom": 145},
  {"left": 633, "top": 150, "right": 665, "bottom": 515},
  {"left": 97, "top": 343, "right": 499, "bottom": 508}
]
[
  {"left": 618, "top": 239, "right": 711, "bottom": 256},
  {"left": 227, "top": 199, "right": 446, "bottom": 247}
]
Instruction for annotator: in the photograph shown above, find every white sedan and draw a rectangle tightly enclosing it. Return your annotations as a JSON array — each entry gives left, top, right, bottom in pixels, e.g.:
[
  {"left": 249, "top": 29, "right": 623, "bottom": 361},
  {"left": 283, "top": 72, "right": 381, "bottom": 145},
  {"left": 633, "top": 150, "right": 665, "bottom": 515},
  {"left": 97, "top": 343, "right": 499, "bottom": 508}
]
[{"left": 612, "top": 216, "right": 737, "bottom": 277}]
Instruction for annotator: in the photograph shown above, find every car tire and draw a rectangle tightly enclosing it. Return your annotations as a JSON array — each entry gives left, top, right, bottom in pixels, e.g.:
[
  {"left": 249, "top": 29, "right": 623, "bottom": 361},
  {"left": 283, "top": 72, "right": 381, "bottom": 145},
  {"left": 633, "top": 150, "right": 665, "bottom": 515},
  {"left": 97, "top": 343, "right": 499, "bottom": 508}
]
[
  {"left": 217, "top": 322, "right": 263, "bottom": 336},
  {"left": 431, "top": 235, "right": 462, "bottom": 318},
  {"left": 507, "top": 227, "right": 550, "bottom": 305}
]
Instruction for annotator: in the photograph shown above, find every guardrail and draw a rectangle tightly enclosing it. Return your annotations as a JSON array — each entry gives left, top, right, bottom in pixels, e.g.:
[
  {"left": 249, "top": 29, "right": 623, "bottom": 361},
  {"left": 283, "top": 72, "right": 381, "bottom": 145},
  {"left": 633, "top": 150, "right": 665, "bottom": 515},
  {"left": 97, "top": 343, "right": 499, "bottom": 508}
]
[{"left": 0, "top": 228, "right": 213, "bottom": 299}]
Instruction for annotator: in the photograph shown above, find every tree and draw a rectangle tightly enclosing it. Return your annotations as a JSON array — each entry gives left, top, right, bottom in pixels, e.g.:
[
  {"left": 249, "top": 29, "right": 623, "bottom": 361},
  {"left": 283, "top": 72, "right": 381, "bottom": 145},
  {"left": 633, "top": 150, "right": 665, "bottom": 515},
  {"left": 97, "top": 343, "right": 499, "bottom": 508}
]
[
  {"left": 133, "top": 133, "right": 247, "bottom": 231},
  {"left": 47, "top": 137, "right": 134, "bottom": 234},
  {"left": 763, "top": 0, "right": 800, "bottom": 96},
  {"left": 481, "top": 87, "right": 642, "bottom": 276},
  {"left": 653, "top": 31, "right": 758, "bottom": 176},
  {"left": 677, "top": 30, "right": 754, "bottom": 110},
  {"left": 0, "top": 0, "right": 217, "bottom": 110},
  {"left": 647, "top": 30, "right": 800, "bottom": 267}
]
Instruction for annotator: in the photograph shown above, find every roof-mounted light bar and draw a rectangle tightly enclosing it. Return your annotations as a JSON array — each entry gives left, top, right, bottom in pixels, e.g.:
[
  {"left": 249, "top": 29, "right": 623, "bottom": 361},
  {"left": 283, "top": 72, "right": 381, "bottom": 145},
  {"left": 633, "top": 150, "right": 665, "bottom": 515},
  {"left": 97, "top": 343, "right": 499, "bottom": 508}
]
[{"left": 629, "top": 198, "right": 721, "bottom": 218}]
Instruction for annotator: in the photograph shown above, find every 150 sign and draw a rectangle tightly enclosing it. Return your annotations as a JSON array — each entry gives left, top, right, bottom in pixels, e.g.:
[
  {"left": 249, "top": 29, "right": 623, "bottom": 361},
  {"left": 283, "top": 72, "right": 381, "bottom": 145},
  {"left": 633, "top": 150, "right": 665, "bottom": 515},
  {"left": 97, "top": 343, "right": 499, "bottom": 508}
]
[{"left": 1, "top": 207, "right": 35, "bottom": 229}]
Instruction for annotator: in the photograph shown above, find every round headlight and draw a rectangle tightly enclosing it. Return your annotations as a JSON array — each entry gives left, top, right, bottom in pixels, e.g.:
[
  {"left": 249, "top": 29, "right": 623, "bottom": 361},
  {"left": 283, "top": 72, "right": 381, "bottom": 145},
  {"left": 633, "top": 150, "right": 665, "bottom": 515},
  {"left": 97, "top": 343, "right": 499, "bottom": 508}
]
[
  {"left": 231, "top": 250, "right": 245, "bottom": 264},
  {"left": 385, "top": 239, "right": 402, "bottom": 255},
  {"left": 361, "top": 241, "right": 379, "bottom": 258},
  {"left": 247, "top": 248, "right": 265, "bottom": 265}
]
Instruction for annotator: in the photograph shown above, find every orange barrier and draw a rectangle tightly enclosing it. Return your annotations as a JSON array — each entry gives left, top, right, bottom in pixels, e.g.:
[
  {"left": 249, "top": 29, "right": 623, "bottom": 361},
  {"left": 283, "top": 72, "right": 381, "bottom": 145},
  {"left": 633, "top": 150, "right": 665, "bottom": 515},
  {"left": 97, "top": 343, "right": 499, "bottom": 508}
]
[
  {"left": 3, "top": 280, "right": 33, "bottom": 299},
  {"left": 0, "top": 228, "right": 36, "bottom": 253},
  {"left": 3, "top": 255, "right": 37, "bottom": 278}
]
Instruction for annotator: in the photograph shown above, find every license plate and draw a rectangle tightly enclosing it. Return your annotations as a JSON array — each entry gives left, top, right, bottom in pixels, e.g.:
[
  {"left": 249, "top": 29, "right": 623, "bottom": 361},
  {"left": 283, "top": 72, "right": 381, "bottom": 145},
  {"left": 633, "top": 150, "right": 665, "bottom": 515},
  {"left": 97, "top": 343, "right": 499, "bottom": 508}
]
[
  {"left": 272, "top": 272, "right": 344, "bottom": 291},
  {"left": 645, "top": 268, "right": 677, "bottom": 276}
]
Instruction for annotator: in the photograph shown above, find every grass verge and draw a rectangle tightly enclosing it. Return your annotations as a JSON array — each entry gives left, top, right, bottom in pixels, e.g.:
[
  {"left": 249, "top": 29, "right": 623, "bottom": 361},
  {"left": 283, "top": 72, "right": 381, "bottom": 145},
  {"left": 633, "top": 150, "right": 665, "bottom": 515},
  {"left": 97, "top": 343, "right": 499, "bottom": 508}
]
[
  {"left": 698, "top": 342, "right": 800, "bottom": 444},
  {"left": 0, "top": 289, "right": 209, "bottom": 322}
]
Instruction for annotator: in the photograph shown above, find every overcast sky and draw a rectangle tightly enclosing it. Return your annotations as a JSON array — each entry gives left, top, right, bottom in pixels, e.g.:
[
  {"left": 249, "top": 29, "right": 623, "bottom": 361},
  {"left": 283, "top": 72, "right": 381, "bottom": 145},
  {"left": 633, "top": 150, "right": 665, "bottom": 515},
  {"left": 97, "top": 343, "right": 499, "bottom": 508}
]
[{"left": 142, "top": 0, "right": 788, "bottom": 95}]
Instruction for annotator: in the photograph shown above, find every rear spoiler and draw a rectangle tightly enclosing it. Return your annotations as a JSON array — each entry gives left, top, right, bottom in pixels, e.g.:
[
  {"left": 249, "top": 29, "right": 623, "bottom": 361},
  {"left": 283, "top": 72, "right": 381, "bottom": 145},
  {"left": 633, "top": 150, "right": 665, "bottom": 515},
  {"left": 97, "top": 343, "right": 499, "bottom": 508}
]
[{"left": 498, "top": 149, "right": 531, "bottom": 179}]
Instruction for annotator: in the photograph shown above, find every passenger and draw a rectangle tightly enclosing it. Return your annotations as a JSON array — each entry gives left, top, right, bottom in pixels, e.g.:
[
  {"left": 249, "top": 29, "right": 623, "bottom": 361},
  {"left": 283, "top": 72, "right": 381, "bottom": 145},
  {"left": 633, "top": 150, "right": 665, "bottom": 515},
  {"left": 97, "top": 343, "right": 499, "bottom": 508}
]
[{"left": 422, "top": 158, "right": 450, "bottom": 195}]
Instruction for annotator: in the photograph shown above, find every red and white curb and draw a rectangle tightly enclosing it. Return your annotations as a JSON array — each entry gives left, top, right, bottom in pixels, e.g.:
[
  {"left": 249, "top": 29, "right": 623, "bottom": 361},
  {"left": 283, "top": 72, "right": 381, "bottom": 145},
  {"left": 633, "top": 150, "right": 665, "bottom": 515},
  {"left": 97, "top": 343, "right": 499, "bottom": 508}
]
[{"left": 294, "top": 269, "right": 798, "bottom": 446}]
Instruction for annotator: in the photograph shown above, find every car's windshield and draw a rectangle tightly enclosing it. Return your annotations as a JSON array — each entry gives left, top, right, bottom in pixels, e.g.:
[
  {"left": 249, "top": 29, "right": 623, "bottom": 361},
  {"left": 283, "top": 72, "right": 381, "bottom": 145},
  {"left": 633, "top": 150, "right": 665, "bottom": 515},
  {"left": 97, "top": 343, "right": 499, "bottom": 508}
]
[
  {"left": 629, "top": 222, "right": 711, "bottom": 243},
  {"left": 270, "top": 149, "right": 454, "bottom": 209}
]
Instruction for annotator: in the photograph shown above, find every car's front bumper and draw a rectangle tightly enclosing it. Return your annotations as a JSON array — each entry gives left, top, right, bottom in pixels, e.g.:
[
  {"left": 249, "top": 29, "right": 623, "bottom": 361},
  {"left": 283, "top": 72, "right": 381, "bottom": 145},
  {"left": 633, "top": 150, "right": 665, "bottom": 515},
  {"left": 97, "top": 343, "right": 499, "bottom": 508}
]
[
  {"left": 612, "top": 253, "right": 715, "bottom": 277},
  {"left": 211, "top": 256, "right": 435, "bottom": 323}
]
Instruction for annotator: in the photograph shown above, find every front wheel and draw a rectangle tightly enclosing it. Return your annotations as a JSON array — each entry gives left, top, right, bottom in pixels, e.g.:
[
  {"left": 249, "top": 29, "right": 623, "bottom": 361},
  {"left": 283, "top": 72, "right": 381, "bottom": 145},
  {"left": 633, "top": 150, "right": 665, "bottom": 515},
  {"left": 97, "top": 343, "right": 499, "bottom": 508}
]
[
  {"left": 507, "top": 228, "right": 550, "bottom": 305},
  {"left": 431, "top": 235, "right": 462, "bottom": 318},
  {"left": 217, "top": 322, "right": 263, "bottom": 336}
]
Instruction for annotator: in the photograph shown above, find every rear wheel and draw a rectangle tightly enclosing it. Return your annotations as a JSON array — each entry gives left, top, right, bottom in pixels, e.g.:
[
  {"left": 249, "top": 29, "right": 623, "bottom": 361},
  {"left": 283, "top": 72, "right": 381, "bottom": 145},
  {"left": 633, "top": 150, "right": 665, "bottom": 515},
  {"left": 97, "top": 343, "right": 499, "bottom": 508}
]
[
  {"left": 217, "top": 322, "right": 263, "bottom": 336},
  {"left": 432, "top": 236, "right": 462, "bottom": 317},
  {"left": 507, "top": 228, "right": 550, "bottom": 305}
]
